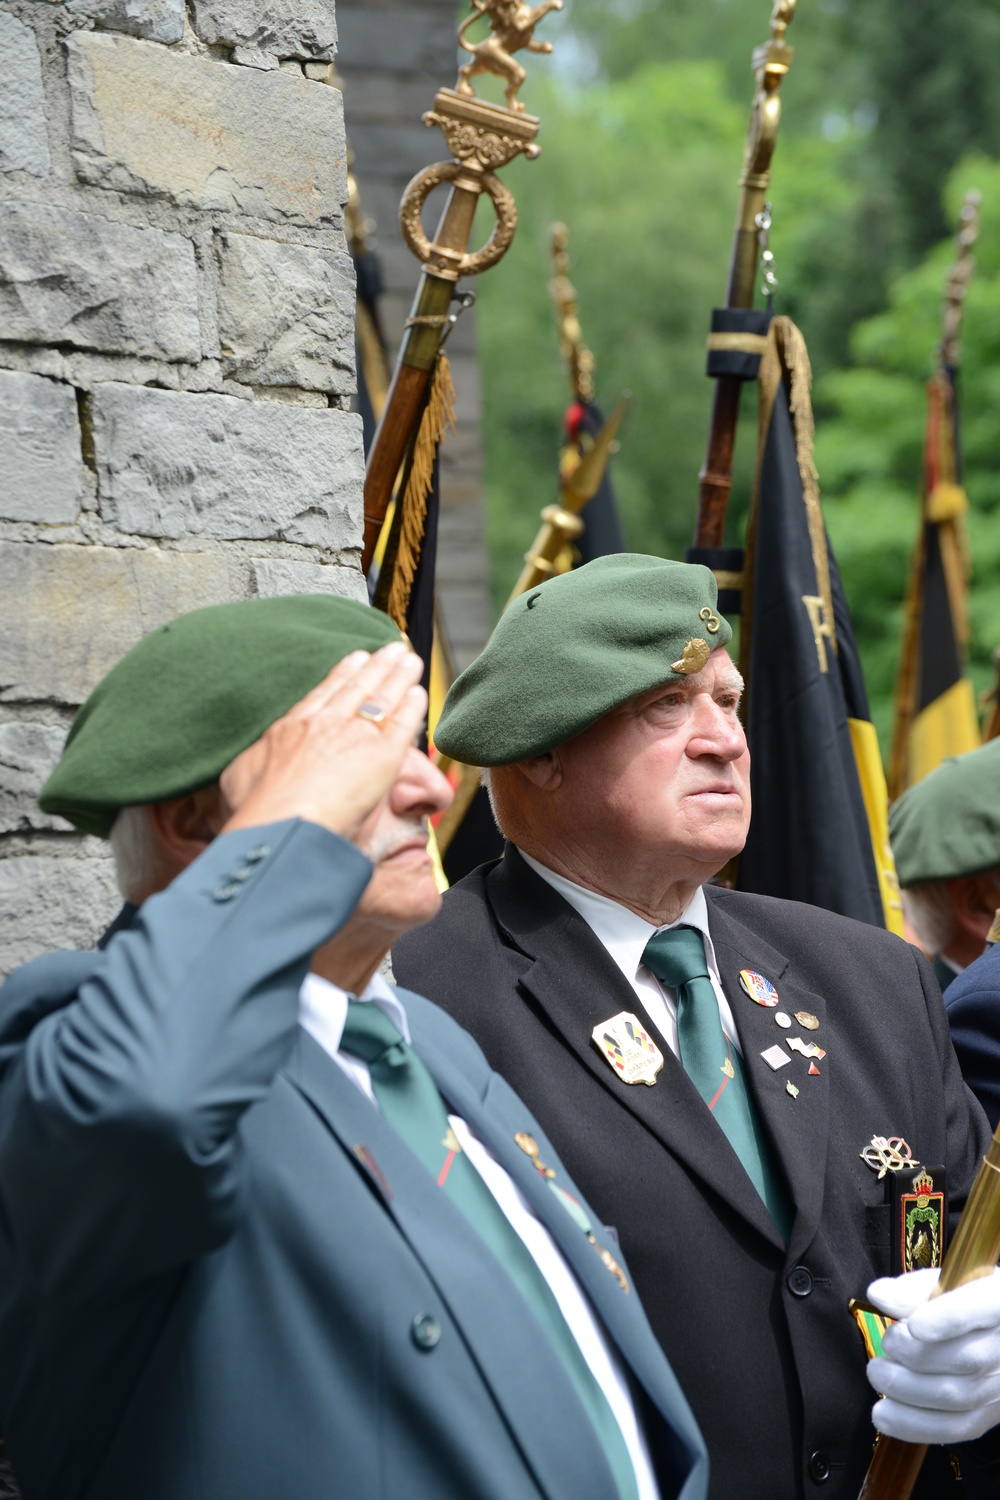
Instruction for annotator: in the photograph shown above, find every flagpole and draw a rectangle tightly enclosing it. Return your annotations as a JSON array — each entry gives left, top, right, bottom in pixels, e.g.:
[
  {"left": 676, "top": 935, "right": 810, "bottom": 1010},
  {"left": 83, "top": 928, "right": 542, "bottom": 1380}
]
[
  {"left": 361, "top": 0, "right": 562, "bottom": 577},
  {"left": 693, "top": 0, "right": 796, "bottom": 549}
]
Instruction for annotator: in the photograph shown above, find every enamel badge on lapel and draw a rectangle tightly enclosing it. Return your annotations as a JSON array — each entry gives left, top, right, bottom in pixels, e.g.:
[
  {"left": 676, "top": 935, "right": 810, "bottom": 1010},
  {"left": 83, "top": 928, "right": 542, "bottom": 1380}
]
[
  {"left": 514, "top": 1132, "right": 556, "bottom": 1178},
  {"left": 592, "top": 1012, "right": 664, "bottom": 1086},
  {"left": 739, "top": 969, "right": 779, "bottom": 1007},
  {"left": 892, "top": 1165, "right": 947, "bottom": 1274}
]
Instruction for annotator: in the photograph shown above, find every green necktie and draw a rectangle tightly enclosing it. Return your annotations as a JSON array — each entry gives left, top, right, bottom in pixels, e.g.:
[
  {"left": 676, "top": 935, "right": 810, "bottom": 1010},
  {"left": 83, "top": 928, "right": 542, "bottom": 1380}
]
[
  {"left": 341, "top": 1001, "right": 638, "bottom": 1500},
  {"left": 642, "top": 926, "right": 792, "bottom": 1239}
]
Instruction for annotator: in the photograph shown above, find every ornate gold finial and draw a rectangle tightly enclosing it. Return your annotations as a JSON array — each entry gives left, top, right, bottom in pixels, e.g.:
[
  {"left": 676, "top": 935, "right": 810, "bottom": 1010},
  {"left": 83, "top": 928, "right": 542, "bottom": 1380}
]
[
  {"left": 940, "top": 190, "right": 981, "bottom": 370},
  {"left": 456, "top": 0, "right": 564, "bottom": 114},
  {"left": 549, "top": 222, "right": 595, "bottom": 402},
  {"left": 740, "top": 0, "right": 797, "bottom": 203}
]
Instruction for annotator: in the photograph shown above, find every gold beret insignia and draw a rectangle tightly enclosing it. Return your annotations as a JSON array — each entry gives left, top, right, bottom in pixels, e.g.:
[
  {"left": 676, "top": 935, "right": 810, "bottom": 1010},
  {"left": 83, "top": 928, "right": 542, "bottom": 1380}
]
[{"left": 671, "top": 638, "right": 711, "bottom": 675}]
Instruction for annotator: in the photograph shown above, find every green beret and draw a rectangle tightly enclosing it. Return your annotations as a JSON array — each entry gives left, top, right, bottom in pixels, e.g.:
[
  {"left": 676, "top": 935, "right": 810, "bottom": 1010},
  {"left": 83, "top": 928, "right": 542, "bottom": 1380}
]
[
  {"left": 40, "top": 594, "right": 400, "bottom": 838},
  {"left": 890, "top": 736, "right": 1000, "bottom": 886},
  {"left": 434, "top": 554, "right": 733, "bottom": 766}
]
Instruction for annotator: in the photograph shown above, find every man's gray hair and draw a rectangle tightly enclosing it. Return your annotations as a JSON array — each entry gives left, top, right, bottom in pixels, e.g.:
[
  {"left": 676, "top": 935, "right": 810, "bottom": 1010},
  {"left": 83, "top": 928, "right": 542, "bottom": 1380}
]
[
  {"left": 901, "top": 879, "right": 958, "bottom": 957},
  {"left": 109, "top": 805, "right": 167, "bottom": 905}
]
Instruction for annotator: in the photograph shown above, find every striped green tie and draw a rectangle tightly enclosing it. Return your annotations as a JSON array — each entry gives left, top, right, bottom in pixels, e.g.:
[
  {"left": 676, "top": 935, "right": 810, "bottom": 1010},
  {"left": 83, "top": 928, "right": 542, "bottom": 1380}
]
[
  {"left": 643, "top": 926, "right": 791, "bottom": 1239},
  {"left": 341, "top": 1001, "right": 638, "bottom": 1500}
]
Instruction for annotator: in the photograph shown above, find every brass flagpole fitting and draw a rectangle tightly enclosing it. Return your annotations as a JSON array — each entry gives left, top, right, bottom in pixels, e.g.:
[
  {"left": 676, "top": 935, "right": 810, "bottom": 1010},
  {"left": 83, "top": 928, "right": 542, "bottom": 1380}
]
[
  {"left": 940, "top": 189, "right": 981, "bottom": 371},
  {"left": 694, "top": 0, "right": 797, "bottom": 550},
  {"left": 549, "top": 222, "right": 596, "bottom": 403},
  {"left": 363, "top": 0, "right": 562, "bottom": 575}
]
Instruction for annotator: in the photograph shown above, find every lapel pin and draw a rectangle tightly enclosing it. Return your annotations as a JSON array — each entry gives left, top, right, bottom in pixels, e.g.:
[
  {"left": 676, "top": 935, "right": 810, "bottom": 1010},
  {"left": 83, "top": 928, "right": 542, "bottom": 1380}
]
[
  {"left": 592, "top": 1012, "right": 664, "bottom": 1087},
  {"left": 740, "top": 969, "right": 779, "bottom": 1007},
  {"left": 761, "top": 1044, "right": 791, "bottom": 1070},
  {"left": 787, "top": 1036, "right": 826, "bottom": 1060},
  {"left": 795, "top": 1011, "right": 820, "bottom": 1030},
  {"left": 514, "top": 1131, "right": 557, "bottom": 1178},
  {"left": 588, "top": 1234, "right": 630, "bottom": 1293},
  {"left": 721, "top": 1057, "right": 736, "bottom": 1079},
  {"left": 808, "top": 1061, "right": 820, "bottom": 1075},
  {"left": 786, "top": 1081, "right": 800, "bottom": 1098},
  {"left": 774, "top": 1012, "right": 792, "bottom": 1029},
  {"left": 860, "top": 1135, "right": 918, "bottom": 1179}
]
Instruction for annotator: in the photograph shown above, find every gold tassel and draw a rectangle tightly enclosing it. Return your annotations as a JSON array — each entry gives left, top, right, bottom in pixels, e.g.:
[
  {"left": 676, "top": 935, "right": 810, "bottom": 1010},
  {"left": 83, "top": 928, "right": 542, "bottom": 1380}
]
[{"left": 385, "top": 353, "right": 457, "bottom": 629}]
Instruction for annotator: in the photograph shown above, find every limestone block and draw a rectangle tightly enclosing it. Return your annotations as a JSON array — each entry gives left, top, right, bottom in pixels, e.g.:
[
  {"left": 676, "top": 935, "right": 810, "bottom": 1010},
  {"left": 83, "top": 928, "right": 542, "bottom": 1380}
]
[
  {"left": 191, "top": 0, "right": 336, "bottom": 62},
  {"left": 216, "top": 231, "right": 353, "bottom": 392},
  {"left": 251, "top": 556, "right": 366, "bottom": 602},
  {"left": 0, "top": 370, "right": 84, "bottom": 524},
  {"left": 0, "top": 202, "right": 200, "bottom": 362},
  {"left": 63, "top": 0, "right": 185, "bottom": 43},
  {"left": 0, "top": 542, "right": 245, "bottom": 704},
  {"left": 0, "top": 14, "right": 52, "bottom": 178},
  {"left": 0, "top": 850, "right": 120, "bottom": 978},
  {"left": 66, "top": 33, "right": 347, "bottom": 226},
  {"left": 0, "top": 721, "right": 69, "bottom": 832},
  {"left": 91, "top": 383, "right": 364, "bottom": 547},
  {"left": 335, "top": 8, "right": 457, "bottom": 74}
]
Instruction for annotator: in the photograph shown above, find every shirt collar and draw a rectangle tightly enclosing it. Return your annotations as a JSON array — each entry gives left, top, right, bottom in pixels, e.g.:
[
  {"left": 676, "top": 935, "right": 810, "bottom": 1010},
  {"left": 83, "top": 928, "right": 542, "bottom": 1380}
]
[
  {"left": 298, "top": 967, "right": 411, "bottom": 1059},
  {"left": 518, "top": 849, "right": 721, "bottom": 987}
]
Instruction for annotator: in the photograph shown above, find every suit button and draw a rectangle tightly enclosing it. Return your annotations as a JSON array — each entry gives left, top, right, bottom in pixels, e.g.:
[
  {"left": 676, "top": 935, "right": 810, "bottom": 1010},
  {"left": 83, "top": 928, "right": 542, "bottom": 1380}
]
[
  {"left": 245, "top": 844, "right": 270, "bottom": 863},
  {"left": 787, "top": 1265, "right": 814, "bottom": 1297},
  {"left": 808, "top": 1451, "right": 831, "bottom": 1484},
  {"left": 411, "top": 1314, "right": 441, "bottom": 1351},
  {"left": 212, "top": 882, "right": 240, "bottom": 902}
]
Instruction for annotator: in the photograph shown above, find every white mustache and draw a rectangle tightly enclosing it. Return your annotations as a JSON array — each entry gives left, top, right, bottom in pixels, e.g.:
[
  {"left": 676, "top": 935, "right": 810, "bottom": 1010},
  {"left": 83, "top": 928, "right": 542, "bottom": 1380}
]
[{"left": 363, "top": 819, "right": 430, "bottom": 864}]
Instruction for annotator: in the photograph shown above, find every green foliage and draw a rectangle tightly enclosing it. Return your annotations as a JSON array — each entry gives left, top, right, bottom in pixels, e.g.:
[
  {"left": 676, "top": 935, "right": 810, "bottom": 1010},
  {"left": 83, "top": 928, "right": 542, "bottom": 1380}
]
[{"left": 818, "top": 158, "right": 1000, "bottom": 749}]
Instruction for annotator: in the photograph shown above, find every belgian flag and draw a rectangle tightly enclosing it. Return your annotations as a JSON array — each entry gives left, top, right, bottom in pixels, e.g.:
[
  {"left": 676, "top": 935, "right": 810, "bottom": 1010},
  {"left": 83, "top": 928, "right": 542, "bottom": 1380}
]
[
  {"left": 887, "top": 364, "right": 979, "bottom": 797},
  {"left": 735, "top": 318, "right": 903, "bottom": 934}
]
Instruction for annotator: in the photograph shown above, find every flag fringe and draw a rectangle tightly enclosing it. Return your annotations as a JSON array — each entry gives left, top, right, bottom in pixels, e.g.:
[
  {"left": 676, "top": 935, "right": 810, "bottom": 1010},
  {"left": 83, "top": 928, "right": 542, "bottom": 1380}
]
[{"left": 385, "top": 352, "right": 457, "bottom": 628}]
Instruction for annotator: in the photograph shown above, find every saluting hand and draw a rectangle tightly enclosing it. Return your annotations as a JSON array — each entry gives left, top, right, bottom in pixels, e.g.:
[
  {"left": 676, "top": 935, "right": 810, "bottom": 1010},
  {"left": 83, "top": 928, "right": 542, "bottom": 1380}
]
[{"left": 220, "top": 642, "right": 427, "bottom": 845}]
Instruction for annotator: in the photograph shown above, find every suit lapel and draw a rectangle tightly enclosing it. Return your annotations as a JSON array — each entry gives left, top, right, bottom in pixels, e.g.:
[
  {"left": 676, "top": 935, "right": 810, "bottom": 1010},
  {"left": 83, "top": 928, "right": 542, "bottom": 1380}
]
[
  {"left": 489, "top": 851, "right": 784, "bottom": 1249},
  {"left": 282, "top": 1026, "right": 616, "bottom": 1500},
  {"left": 706, "top": 892, "right": 831, "bottom": 1257}
]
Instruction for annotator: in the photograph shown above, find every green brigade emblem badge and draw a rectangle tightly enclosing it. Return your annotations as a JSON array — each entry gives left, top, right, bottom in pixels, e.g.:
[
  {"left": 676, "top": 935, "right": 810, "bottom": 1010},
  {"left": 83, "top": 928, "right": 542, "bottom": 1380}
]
[{"left": 897, "top": 1166, "right": 945, "bottom": 1274}]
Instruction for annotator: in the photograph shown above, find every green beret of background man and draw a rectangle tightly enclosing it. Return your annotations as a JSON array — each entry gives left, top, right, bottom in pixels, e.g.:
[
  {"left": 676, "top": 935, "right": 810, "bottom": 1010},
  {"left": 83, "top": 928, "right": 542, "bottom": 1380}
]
[
  {"left": 393, "top": 552, "right": 1000, "bottom": 1500},
  {"left": 889, "top": 737, "right": 1000, "bottom": 994},
  {"left": 0, "top": 592, "right": 712, "bottom": 1500}
]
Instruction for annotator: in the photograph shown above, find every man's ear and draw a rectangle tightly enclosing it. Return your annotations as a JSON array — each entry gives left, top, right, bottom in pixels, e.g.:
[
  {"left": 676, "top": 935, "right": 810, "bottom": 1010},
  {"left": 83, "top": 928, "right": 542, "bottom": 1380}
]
[
  {"left": 146, "top": 784, "right": 229, "bottom": 870},
  {"left": 950, "top": 872, "right": 1000, "bottom": 943},
  {"left": 514, "top": 751, "right": 563, "bottom": 792}
]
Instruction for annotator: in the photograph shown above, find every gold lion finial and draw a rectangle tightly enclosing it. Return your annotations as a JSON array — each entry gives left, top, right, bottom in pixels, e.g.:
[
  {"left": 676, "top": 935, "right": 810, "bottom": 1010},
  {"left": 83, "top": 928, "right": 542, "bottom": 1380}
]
[{"left": 456, "top": 0, "right": 564, "bottom": 114}]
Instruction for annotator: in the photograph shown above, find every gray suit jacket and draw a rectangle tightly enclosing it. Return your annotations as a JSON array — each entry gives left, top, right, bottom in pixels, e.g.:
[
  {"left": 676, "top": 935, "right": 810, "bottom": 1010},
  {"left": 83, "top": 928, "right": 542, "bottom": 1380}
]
[{"left": 0, "top": 820, "right": 707, "bottom": 1500}]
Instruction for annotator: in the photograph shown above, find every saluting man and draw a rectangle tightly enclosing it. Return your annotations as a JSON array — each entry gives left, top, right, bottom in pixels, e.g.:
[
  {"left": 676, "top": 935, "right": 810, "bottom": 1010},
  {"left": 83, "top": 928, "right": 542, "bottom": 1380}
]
[
  {"left": 0, "top": 594, "right": 707, "bottom": 1500},
  {"left": 394, "top": 554, "right": 1000, "bottom": 1500}
]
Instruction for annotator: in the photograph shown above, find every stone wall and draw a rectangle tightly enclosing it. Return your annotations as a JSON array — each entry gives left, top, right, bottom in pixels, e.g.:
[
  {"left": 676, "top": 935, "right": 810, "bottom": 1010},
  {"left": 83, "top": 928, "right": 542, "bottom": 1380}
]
[
  {"left": 0, "top": 0, "right": 362, "bottom": 975},
  {"left": 336, "top": 0, "right": 492, "bottom": 673}
]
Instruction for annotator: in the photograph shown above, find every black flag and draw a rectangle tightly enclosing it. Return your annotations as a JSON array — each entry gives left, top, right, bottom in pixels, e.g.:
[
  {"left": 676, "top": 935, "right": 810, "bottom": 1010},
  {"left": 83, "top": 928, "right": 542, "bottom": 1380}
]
[{"left": 736, "top": 319, "right": 902, "bottom": 933}]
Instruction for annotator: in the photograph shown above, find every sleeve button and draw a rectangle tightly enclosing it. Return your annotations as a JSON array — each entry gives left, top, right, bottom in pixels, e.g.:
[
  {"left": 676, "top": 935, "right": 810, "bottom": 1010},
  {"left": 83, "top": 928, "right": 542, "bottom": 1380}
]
[
  {"left": 411, "top": 1314, "right": 441, "bottom": 1351},
  {"left": 212, "top": 882, "right": 240, "bottom": 902},
  {"left": 245, "top": 844, "right": 270, "bottom": 863}
]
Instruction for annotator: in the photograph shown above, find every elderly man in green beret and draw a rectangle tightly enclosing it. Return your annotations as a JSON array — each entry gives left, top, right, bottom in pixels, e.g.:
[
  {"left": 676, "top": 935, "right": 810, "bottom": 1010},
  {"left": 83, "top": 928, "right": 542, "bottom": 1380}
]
[
  {"left": 0, "top": 593, "right": 711, "bottom": 1500},
  {"left": 395, "top": 553, "right": 1000, "bottom": 1500},
  {"left": 889, "top": 738, "right": 1000, "bottom": 995}
]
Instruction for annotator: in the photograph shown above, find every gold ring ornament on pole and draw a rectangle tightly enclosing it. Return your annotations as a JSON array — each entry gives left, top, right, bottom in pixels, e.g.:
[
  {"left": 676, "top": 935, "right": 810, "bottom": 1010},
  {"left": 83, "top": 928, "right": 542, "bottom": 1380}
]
[{"left": 400, "top": 159, "right": 518, "bottom": 281}]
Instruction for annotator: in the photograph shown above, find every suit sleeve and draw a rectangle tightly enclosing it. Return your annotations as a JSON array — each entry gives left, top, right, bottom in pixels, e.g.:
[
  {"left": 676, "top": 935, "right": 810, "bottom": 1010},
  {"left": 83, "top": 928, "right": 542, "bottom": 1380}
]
[
  {"left": 0, "top": 820, "right": 371, "bottom": 1303},
  {"left": 909, "top": 942, "right": 995, "bottom": 1221},
  {"left": 944, "top": 946, "right": 1000, "bottom": 1133}
]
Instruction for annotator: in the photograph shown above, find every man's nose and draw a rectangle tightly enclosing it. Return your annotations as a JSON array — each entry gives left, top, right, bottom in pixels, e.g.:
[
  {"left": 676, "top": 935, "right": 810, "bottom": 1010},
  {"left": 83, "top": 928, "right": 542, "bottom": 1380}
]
[
  {"left": 390, "top": 747, "right": 455, "bottom": 817},
  {"left": 687, "top": 698, "right": 748, "bottom": 762}
]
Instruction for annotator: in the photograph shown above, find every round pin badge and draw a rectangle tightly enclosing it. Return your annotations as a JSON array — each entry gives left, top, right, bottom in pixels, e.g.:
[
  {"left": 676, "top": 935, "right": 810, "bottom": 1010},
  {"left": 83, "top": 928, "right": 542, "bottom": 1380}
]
[
  {"left": 739, "top": 969, "right": 779, "bottom": 1007},
  {"left": 774, "top": 1012, "right": 792, "bottom": 1029}
]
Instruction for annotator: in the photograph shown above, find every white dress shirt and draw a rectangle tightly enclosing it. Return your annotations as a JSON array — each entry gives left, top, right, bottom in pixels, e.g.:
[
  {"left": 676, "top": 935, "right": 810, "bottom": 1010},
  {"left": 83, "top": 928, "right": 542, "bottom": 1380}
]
[
  {"left": 298, "top": 970, "right": 659, "bottom": 1500},
  {"left": 519, "top": 851, "right": 742, "bottom": 1057}
]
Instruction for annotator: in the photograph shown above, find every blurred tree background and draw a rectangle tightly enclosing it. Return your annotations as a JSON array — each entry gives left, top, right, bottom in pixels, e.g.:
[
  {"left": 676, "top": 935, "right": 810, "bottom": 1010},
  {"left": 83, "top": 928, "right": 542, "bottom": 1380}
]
[{"left": 474, "top": 0, "right": 1000, "bottom": 751}]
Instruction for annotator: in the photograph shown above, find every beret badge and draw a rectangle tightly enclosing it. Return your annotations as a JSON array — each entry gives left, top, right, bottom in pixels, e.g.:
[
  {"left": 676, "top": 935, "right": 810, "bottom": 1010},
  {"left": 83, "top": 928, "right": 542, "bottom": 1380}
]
[{"left": 671, "top": 638, "right": 712, "bottom": 675}]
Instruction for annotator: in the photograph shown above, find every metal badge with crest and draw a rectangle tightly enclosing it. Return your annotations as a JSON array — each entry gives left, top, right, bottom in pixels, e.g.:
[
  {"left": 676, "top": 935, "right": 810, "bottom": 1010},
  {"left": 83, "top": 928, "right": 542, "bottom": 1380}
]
[
  {"left": 592, "top": 1012, "right": 664, "bottom": 1087},
  {"left": 893, "top": 1165, "right": 947, "bottom": 1275}
]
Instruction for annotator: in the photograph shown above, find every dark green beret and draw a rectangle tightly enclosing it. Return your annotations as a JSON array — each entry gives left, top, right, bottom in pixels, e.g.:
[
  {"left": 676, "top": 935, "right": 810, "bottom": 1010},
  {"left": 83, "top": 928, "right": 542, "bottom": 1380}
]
[
  {"left": 39, "top": 594, "right": 400, "bottom": 838},
  {"left": 889, "top": 736, "right": 1000, "bottom": 885},
  {"left": 434, "top": 553, "right": 733, "bottom": 766}
]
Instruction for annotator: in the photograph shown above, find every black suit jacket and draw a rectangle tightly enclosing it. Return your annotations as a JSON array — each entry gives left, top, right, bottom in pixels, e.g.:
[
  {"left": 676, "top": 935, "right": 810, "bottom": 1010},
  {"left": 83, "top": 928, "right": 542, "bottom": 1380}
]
[{"left": 394, "top": 846, "right": 999, "bottom": 1500}]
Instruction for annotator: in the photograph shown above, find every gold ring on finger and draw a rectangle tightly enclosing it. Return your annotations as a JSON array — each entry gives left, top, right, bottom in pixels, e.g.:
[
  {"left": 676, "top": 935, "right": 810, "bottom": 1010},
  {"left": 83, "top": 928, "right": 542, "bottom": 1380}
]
[{"left": 356, "top": 701, "right": 387, "bottom": 726}]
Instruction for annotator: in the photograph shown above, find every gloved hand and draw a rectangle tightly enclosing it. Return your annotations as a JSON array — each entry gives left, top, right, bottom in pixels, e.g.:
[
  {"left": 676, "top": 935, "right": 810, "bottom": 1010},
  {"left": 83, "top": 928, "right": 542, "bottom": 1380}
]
[{"left": 866, "top": 1267, "right": 1000, "bottom": 1444}]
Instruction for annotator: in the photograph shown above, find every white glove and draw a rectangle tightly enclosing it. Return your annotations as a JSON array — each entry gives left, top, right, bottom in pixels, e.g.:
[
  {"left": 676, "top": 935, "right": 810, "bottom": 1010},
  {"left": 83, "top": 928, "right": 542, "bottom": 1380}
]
[{"left": 866, "top": 1267, "right": 1000, "bottom": 1444}]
